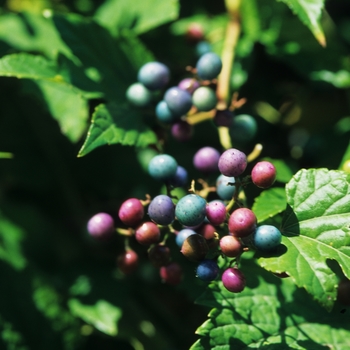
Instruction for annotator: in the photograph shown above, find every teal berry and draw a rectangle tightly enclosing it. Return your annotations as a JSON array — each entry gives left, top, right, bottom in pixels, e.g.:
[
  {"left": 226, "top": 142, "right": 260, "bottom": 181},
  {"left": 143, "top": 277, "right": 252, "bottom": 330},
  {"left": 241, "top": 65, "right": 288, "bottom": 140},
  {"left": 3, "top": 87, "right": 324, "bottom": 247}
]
[
  {"left": 229, "top": 114, "right": 257, "bottom": 143},
  {"left": 196, "top": 52, "right": 222, "bottom": 80},
  {"left": 148, "top": 154, "right": 178, "bottom": 182},
  {"left": 192, "top": 86, "right": 217, "bottom": 111},
  {"left": 253, "top": 225, "right": 282, "bottom": 252},
  {"left": 126, "top": 82, "right": 152, "bottom": 107},
  {"left": 175, "top": 194, "right": 207, "bottom": 227}
]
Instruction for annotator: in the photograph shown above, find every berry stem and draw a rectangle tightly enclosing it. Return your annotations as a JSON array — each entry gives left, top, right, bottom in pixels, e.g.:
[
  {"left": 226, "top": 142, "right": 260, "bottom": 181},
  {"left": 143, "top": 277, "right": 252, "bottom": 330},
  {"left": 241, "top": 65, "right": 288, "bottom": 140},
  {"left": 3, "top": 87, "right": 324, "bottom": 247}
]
[
  {"left": 116, "top": 227, "right": 134, "bottom": 236},
  {"left": 217, "top": 0, "right": 241, "bottom": 106},
  {"left": 247, "top": 143, "right": 263, "bottom": 163}
]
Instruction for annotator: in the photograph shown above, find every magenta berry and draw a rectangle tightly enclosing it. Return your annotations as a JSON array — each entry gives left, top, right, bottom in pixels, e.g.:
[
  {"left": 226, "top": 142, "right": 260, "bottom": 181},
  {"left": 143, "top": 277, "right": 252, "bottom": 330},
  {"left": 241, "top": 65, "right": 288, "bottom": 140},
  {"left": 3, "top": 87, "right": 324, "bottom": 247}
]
[
  {"left": 222, "top": 267, "right": 246, "bottom": 293},
  {"left": 206, "top": 200, "right": 227, "bottom": 226},
  {"left": 228, "top": 208, "right": 257, "bottom": 238},
  {"left": 178, "top": 77, "right": 200, "bottom": 94},
  {"left": 219, "top": 235, "right": 243, "bottom": 257},
  {"left": 87, "top": 212, "right": 114, "bottom": 240},
  {"left": 251, "top": 161, "right": 277, "bottom": 189},
  {"left": 117, "top": 250, "right": 139, "bottom": 274},
  {"left": 118, "top": 198, "right": 144, "bottom": 227},
  {"left": 218, "top": 148, "right": 247, "bottom": 177},
  {"left": 135, "top": 221, "right": 161, "bottom": 245},
  {"left": 171, "top": 121, "right": 193, "bottom": 142},
  {"left": 160, "top": 262, "right": 182, "bottom": 285},
  {"left": 193, "top": 146, "right": 220, "bottom": 173}
]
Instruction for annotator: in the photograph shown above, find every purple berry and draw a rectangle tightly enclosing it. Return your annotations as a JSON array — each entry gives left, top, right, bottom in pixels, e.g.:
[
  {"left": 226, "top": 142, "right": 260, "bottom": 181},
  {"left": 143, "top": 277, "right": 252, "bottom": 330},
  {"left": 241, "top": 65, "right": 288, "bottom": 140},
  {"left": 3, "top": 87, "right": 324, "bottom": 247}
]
[
  {"left": 251, "top": 161, "right": 277, "bottom": 189},
  {"left": 87, "top": 212, "right": 114, "bottom": 240},
  {"left": 171, "top": 121, "right": 193, "bottom": 142},
  {"left": 193, "top": 146, "right": 220, "bottom": 173},
  {"left": 178, "top": 78, "right": 200, "bottom": 94},
  {"left": 135, "top": 221, "right": 161, "bottom": 245},
  {"left": 206, "top": 200, "right": 227, "bottom": 226},
  {"left": 148, "top": 195, "right": 175, "bottom": 225},
  {"left": 168, "top": 165, "right": 188, "bottom": 188},
  {"left": 118, "top": 198, "right": 144, "bottom": 227},
  {"left": 222, "top": 267, "right": 246, "bottom": 293},
  {"left": 218, "top": 148, "right": 247, "bottom": 177},
  {"left": 228, "top": 208, "right": 257, "bottom": 238}
]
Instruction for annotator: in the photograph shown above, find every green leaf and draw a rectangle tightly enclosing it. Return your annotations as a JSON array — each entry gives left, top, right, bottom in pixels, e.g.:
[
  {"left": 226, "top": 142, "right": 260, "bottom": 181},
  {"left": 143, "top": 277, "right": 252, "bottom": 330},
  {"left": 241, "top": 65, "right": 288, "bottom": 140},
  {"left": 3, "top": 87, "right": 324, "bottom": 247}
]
[
  {"left": 277, "top": 0, "right": 326, "bottom": 47},
  {"left": 311, "top": 70, "right": 350, "bottom": 88},
  {"left": 78, "top": 103, "right": 158, "bottom": 157},
  {"left": 252, "top": 187, "right": 287, "bottom": 223},
  {"left": 0, "top": 212, "right": 26, "bottom": 270},
  {"left": 94, "top": 0, "right": 179, "bottom": 36},
  {"left": 258, "top": 168, "right": 350, "bottom": 311},
  {"left": 68, "top": 299, "right": 122, "bottom": 336},
  {"left": 191, "top": 259, "right": 350, "bottom": 349}
]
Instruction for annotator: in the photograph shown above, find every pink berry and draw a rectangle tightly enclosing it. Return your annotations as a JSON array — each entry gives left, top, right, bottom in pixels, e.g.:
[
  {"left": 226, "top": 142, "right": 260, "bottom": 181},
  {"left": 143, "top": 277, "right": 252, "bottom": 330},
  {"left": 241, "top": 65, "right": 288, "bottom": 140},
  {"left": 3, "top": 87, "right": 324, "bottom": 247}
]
[
  {"left": 228, "top": 208, "right": 257, "bottom": 238},
  {"left": 251, "top": 161, "right": 277, "bottom": 189},
  {"left": 222, "top": 267, "right": 246, "bottom": 293},
  {"left": 219, "top": 235, "right": 243, "bottom": 257},
  {"left": 87, "top": 212, "right": 114, "bottom": 240},
  {"left": 117, "top": 250, "right": 138, "bottom": 274},
  {"left": 135, "top": 221, "right": 161, "bottom": 245},
  {"left": 118, "top": 198, "right": 144, "bottom": 227},
  {"left": 206, "top": 200, "right": 227, "bottom": 226}
]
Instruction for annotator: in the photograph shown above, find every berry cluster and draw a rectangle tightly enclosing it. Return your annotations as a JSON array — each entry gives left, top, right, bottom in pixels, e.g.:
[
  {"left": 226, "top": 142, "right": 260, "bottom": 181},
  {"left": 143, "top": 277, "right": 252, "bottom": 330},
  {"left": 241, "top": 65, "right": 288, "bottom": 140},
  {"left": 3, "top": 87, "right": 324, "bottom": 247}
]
[
  {"left": 87, "top": 41, "right": 282, "bottom": 293},
  {"left": 87, "top": 145, "right": 280, "bottom": 293}
]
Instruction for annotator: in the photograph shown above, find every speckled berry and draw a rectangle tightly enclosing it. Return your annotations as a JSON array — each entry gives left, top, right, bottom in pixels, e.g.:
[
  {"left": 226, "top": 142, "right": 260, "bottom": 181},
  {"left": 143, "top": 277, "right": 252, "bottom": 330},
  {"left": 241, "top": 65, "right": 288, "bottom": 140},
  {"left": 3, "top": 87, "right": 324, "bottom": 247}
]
[
  {"left": 175, "top": 194, "right": 207, "bottom": 227},
  {"left": 251, "top": 161, "right": 277, "bottom": 189},
  {"left": 228, "top": 208, "right": 257, "bottom": 238},
  {"left": 148, "top": 195, "right": 175, "bottom": 225},
  {"left": 218, "top": 148, "right": 247, "bottom": 177}
]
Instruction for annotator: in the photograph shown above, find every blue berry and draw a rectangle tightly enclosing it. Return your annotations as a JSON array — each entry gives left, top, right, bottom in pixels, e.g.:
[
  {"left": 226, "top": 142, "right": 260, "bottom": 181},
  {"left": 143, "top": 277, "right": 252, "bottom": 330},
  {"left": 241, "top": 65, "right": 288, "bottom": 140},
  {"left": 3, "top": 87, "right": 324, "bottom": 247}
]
[
  {"left": 126, "top": 82, "right": 152, "bottom": 107},
  {"left": 168, "top": 165, "right": 188, "bottom": 188},
  {"left": 196, "top": 259, "right": 219, "bottom": 281},
  {"left": 148, "top": 154, "right": 178, "bottom": 182},
  {"left": 164, "top": 87, "right": 192, "bottom": 117},
  {"left": 192, "top": 86, "right": 217, "bottom": 111},
  {"left": 137, "top": 61, "right": 170, "bottom": 90},
  {"left": 196, "top": 52, "right": 222, "bottom": 80},
  {"left": 195, "top": 41, "right": 212, "bottom": 57},
  {"left": 148, "top": 195, "right": 175, "bottom": 225},
  {"left": 175, "top": 228, "right": 196, "bottom": 248},
  {"left": 155, "top": 100, "right": 177, "bottom": 124},
  {"left": 216, "top": 174, "right": 236, "bottom": 200},
  {"left": 253, "top": 225, "right": 282, "bottom": 252},
  {"left": 175, "top": 194, "right": 207, "bottom": 227}
]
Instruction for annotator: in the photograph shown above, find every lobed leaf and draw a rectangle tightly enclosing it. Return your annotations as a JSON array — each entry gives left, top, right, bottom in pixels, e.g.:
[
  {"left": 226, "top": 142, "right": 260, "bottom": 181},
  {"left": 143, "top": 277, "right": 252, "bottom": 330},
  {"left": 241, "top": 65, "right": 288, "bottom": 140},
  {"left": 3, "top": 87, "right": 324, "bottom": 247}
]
[
  {"left": 78, "top": 103, "right": 158, "bottom": 157},
  {"left": 258, "top": 168, "right": 350, "bottom": 310}
]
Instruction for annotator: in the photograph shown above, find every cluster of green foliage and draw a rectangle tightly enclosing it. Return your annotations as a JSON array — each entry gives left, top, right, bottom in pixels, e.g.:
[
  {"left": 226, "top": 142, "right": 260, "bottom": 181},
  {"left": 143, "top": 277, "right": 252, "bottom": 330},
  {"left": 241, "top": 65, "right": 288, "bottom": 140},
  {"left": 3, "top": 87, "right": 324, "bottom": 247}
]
[{"left": 0, "top": 0, "right": 349, "bottom": 349}]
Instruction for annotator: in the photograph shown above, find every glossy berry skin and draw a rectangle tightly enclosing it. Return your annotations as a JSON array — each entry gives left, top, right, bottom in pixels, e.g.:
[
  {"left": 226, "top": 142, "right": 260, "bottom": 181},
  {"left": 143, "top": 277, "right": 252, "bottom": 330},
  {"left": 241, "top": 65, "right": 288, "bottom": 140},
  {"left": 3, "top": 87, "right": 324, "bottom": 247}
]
[
  {"left": 181, "top": 234, "right": 209, "bottom": 262},
  {"left": 155, "top": 100, "right": 177, "bottom": 124},
  {"left": 216, "top": 174, "right": 236, "bottom": 200},
  {"left": 137, "top": 61, "right": 170, "bottom": 90},
  {"left": 230, "top": 114, "right": 257, "bottom": 143},
  {"left": 178, "top": 78, "right": 200, "bottom": 94},
  {"left": 148, "top": 195, "right": 175, "bottom": 225},
  {"left": 126, "top": 82, "right": 152, "bottom": 107},
  {"left": 253, "top": 225, "right": 282, "bottom": 252},
  {"left": 176, "top": 228, "right": 197, "bottom": 248},
  {"left": 171, "top": 121, "right": 193, "bottom": 142},
  {"left": 117, "top": 250, "right": 138, "bottom": 274},
  {"left": 206, "top": 200, "right": 227, "bottom": 226},
  {"left": 87, "top": 212, "right": 114, "bottom": 240},
  {"left": 160, "top": 262, "right": 182, "bottom": 285},
  {"left": 192, "top": 86, "right": 217, "bottom": 111},
  {"left": 228, "top": 208, "right": 257, "bottom": 238},
  {"left": 168, "top": 165, "right": 188, "bottom": 188},
  {"left": 220, "top": 235, "right": 242, "bottom": 258},
  {"left": 337, "top": 279, "right": 350, "bottom": 305},
  {"left": 218, "top": 148, "right": 247, "bottom": 177},
  {"left": 193, "top": 146, "right": 220, "bottom": 173},
  {"left": 213, "top": 109, "right": 234, "bottom": 127},
  {"left": 251, "top": 161, "right": 277, "bottom": 189},
  {"left": 175, "top": 194, "right": 207, "bottom": 227},
  {"left": 222, "top": 267, "right": 246, "bottom": 293},
  {"left": 118, "top": 198, "right": 144, "bottom": 227},
  {"left": 148, "top": 244, "right": 171, "bottom": 267},
  {"left": 135, "top": 221, "right": 161, "bottom": 245},
  {"left": 148, "top": 154, "right": 178, "bottom": 182},
  {"left": 196, "top": 259, "right": 219, "bottom": 281},
  {"left": 164, "top": 87, "right": 192, "bottom": 117},
  {"left": 196, "top": 52, "right": 222, "bottom": 80}
]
